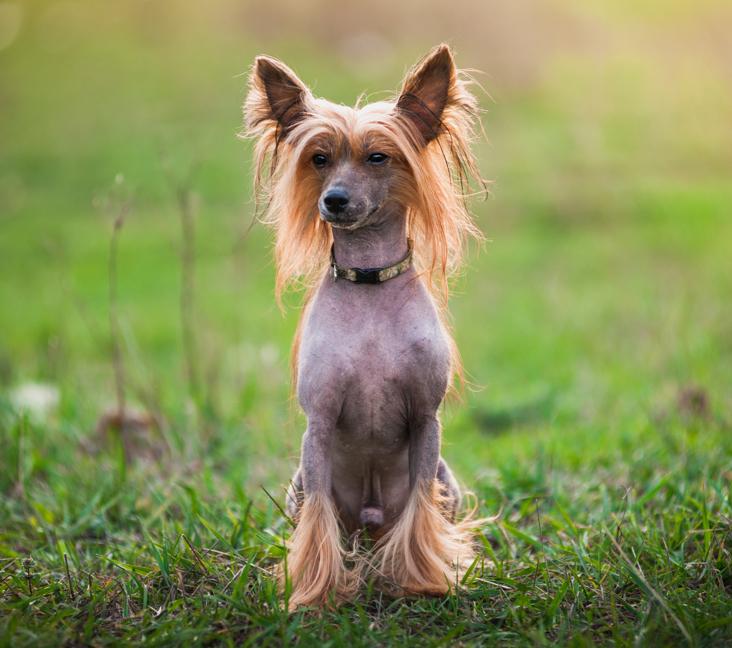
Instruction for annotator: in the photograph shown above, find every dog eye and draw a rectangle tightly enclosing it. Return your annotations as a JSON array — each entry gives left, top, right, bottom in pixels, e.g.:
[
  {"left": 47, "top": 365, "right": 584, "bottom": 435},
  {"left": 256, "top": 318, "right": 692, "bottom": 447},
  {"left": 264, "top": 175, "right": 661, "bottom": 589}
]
[
  {"left": 367, "top": 152, "right": 389, "bottom": 165},
  {"left": 312, "top": 153, "right": 329, "bottom": 168}
]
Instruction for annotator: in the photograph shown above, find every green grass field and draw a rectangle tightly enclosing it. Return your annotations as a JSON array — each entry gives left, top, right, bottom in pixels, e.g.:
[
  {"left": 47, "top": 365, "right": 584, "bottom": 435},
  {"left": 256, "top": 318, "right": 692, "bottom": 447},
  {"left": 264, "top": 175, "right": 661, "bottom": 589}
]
[{"left": 1, "top": 1, "right": 732, "bottom": 645}]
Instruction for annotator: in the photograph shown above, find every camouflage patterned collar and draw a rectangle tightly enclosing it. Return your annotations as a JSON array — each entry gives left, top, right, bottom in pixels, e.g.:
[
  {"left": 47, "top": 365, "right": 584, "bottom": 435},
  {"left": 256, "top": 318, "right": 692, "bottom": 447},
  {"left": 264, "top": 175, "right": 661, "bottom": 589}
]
[{"left": 330, "top": 239, "right": 413, "bottom": 284}]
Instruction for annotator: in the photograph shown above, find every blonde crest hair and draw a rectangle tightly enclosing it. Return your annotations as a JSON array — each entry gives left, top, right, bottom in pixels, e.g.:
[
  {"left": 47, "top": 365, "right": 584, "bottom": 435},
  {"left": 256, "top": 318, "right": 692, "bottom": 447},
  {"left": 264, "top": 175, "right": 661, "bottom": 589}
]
[{"left": 243, "top": 44, "right": 486, "bottom": 305}]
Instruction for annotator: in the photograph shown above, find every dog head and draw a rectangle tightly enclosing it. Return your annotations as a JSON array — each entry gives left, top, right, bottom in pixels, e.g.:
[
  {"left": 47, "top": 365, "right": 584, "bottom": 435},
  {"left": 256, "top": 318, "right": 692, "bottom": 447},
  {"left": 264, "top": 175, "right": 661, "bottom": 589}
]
[{"left": 244, "top": 44, "right": 485, "bottom": 296}]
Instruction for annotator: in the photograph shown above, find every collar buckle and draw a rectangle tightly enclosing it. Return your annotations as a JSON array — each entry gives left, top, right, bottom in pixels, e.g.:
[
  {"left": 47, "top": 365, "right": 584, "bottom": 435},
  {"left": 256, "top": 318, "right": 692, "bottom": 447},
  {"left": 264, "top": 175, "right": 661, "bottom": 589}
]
[{"left": 352, "top": 267, "right": 381, "bottom": 284}]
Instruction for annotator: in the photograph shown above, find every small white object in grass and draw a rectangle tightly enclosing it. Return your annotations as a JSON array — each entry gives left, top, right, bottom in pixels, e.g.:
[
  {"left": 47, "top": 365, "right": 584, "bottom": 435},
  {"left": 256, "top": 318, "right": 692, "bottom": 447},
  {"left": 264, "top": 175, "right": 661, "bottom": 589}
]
[{"left": 10, "top": 382, "right": 60, "bottom": 420}]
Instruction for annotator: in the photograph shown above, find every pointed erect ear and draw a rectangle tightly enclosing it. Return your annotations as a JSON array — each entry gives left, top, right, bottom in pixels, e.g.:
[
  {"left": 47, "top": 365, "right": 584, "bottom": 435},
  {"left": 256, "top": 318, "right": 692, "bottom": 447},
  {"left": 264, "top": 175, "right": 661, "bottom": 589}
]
[
  {"left": 396, "top": 44, "right": 457, "bottom": 143},
  {"left": 247, "top": 56, "right": 310, "bottom": 136}
]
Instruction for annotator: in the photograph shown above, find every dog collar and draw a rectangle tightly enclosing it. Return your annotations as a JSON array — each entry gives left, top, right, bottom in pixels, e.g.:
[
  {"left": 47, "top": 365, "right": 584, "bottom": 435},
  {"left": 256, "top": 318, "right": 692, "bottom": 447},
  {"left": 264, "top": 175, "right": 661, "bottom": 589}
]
[{"left": 330, "top": 239, "right": 413, "bottom": 284}]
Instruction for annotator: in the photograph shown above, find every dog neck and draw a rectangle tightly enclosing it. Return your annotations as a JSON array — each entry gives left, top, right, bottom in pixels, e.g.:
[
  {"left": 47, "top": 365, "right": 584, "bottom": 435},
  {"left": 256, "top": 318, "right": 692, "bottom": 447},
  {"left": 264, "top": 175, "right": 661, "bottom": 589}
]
[{"left": 330, "top": 207, "right": 409, "bottom": 270}]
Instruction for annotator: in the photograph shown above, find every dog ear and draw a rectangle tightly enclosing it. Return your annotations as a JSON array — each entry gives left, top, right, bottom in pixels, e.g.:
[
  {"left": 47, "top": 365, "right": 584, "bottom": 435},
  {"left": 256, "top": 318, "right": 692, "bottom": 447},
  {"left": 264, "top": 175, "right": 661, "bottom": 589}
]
[
  {"left": 396, "top": 44, "right": 457, "bottom": 143},
  {"left": 247, "top": 56, "right": 310, "bottom": 136}
]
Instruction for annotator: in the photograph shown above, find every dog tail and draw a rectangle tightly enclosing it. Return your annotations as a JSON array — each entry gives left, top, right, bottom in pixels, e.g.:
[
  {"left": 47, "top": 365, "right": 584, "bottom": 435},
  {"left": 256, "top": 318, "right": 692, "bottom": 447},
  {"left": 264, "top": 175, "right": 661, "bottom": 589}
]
[{"left": 372, "top": 480, "right": 479, "bottom": 595}]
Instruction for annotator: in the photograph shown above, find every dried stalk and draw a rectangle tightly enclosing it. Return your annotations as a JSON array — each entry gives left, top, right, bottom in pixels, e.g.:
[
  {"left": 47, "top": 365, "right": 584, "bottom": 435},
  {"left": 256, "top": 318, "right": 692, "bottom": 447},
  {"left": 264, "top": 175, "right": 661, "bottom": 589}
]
[{"left": 108, "top": 200, "right": 130, "bottom": 417}]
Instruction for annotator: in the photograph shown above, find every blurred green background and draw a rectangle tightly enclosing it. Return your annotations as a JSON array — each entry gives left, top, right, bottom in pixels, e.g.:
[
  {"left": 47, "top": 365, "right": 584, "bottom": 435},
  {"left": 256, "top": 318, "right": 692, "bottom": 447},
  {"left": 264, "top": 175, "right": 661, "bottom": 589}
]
[
  {"left": 2, "top": 1, "right": 732, "bottom": 643},
  {"left": 1, "top": 0, "right": 731, "bottom": 486}
]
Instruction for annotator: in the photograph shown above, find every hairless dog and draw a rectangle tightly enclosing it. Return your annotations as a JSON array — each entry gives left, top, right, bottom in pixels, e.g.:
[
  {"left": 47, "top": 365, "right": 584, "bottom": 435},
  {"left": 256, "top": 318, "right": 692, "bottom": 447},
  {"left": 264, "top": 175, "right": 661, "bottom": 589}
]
[{"left": 244, "top": 44, "right": 485, "bottom": 610}]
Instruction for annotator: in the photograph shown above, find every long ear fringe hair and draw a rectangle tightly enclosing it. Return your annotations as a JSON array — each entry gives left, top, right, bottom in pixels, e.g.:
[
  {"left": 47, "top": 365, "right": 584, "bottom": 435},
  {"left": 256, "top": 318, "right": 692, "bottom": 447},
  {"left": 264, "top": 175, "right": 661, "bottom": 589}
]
[{"left": 243, "top": 68, "right": 486, "bottom": 306}]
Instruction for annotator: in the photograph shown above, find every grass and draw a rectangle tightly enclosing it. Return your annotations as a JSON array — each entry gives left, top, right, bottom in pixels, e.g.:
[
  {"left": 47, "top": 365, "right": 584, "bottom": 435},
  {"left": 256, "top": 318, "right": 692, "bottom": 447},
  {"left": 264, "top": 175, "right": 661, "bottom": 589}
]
[
  {"left": 2, "top": 390, "right": 731, "bottom": 645},
  {"left": 1, "top": 1, "right": 732, "bottom": 645}
]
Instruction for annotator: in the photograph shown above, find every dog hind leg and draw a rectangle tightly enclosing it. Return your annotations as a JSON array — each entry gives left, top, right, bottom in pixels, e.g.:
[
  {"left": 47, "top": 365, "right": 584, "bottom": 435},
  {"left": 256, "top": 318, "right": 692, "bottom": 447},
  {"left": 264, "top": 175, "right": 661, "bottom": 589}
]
[
  {"left": 436, "top": 458, "right": 461, "bottom": 523},
  {"left": 285, "top": 468, "right": 303, "bottom": 520}
]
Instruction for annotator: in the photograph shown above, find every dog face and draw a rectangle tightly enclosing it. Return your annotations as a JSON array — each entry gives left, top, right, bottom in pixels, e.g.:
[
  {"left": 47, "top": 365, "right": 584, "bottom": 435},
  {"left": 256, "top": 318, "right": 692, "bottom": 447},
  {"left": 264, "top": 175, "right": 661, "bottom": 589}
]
[
  {"left": 246, "top": 46, "right": 459, "bottom": 231},
  {"left": 308, "top": 121, "right": 400, "bottom": 230}
]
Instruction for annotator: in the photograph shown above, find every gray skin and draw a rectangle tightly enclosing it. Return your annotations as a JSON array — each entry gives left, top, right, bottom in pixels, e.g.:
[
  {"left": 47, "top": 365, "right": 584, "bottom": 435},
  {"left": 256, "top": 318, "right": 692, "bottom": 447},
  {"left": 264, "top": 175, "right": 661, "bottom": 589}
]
[{"left": 285, "top": 158, "right": 461, "bottom": 534}]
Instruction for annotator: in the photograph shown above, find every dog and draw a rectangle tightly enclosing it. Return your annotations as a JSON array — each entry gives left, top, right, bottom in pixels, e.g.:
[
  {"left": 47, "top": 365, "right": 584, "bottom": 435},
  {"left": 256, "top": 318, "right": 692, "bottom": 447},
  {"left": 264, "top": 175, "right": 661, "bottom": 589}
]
[{"left": 244, "top": 44, "right": 485, "bottom": 610}]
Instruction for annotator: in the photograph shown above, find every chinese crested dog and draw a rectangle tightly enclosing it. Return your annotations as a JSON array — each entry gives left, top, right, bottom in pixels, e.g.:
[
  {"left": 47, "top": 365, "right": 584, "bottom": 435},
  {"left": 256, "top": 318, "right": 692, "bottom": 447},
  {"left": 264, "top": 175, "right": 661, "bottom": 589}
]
[{"left": 244, "top": 44, "right": 485, "bottom": 610}]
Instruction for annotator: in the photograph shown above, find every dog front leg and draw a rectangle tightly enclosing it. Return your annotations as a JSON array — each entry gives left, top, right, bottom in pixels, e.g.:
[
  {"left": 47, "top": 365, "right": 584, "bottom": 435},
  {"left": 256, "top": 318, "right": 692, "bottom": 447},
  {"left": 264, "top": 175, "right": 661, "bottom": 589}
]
[
  {"left": 375, "top": 415, "right": 474, "bottom": 595},
  {"left": 408, "top": 414, "right": 441, "bottom": 489},
  {"left": 281, "top": 419, "right": 357, "bottom": 610},
  {"left": 410, "top": 421, "right": 461, "bottom": 520}
]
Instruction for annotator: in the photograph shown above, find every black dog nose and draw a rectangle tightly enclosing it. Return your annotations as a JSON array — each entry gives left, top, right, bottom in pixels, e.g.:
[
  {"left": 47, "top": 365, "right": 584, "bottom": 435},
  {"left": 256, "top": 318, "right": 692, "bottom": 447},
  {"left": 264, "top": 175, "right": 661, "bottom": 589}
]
[{"left": 323, "top": 189, "right": 350, "bottom": 214}]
